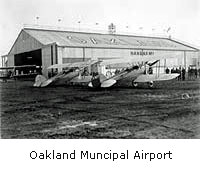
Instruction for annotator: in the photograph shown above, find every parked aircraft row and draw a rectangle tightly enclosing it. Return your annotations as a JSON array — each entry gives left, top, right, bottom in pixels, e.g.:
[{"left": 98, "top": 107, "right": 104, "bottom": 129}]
[{"left": 33, "top": 57, "right": 179, "bottom": 89}]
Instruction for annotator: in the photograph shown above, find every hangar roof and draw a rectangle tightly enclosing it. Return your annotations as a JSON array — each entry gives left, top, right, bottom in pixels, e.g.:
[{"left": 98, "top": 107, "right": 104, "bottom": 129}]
[{"left": 21, "top": 28, "right": 199, "bottom": 51}]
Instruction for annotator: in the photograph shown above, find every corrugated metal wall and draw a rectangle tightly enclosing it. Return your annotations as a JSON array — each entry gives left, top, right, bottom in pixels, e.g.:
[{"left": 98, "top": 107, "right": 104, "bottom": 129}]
[
  {"left": 58, "top": 46, "right": 199, "bottom": 73},
  {"left": 42, "top": 44, "right": 57, "bottom": 77},
  {"left": 60, "top": 46, "right": 184, "bottom": 64},
  {"left": 7, "top": 55, "right": 14, "bottom": 67},
  {"left": 42, "top": 46, "right": 51, "bottom": 76}
]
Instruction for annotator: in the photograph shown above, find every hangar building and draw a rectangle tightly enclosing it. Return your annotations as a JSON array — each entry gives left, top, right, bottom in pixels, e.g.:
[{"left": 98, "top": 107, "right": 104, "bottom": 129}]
[{"left": 3, "top": 27, "right": 199, "bottom": 77}]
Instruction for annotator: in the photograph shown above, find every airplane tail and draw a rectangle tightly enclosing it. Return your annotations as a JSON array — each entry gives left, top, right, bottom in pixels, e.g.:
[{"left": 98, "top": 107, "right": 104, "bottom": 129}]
[{"left": 146, "top": 60, "right": 160, "bottom": 66}]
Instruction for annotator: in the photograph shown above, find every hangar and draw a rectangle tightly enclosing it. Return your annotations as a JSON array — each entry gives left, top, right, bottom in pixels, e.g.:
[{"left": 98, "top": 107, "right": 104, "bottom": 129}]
[{"left": 3, "top": 27, "right": 199, "bottom": 77}]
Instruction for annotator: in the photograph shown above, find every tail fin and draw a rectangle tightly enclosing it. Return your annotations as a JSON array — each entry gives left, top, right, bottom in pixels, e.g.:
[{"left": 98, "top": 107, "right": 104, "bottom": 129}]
[{"left": 33, "top": 75, "right": 47, "bottom": 87}]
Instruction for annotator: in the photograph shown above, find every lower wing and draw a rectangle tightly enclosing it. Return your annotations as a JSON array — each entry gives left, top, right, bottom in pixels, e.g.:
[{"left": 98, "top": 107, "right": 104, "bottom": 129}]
[
  {"left": 88, "top": 78, "right": 117, "bottom": 88},
  {"left": 34, "top": 72, "right": 79, "bottom": 87},
  {"left": 134, "top": 73, "right": 180, "bottom": 83},
  {"left": 101, "top": 79, "right": 117, "bottom": 88}
]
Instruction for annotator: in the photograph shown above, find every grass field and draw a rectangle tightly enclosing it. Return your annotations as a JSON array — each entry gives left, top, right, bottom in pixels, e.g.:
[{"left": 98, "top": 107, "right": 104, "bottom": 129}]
[{"left": 0, "top": 79, "right": 200, "bottom": 139}]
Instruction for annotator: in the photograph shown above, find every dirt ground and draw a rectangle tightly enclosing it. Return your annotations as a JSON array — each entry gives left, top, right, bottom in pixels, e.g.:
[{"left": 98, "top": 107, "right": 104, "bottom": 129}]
[{"left": 0, "top": 79, "right": 200, "bottom": 139}]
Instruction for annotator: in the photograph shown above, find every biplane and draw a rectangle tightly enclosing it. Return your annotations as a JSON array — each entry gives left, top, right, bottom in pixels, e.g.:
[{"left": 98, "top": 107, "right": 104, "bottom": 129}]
[
  {"left": 0, "top": 65, "right": 40, "bottom": 81},
  {"left": 33, "top": 60, "right": 99, "bottom": 87},
  {"left": 33, "top": 55, "right": 179, "bottom": 88},
  {"left": 0, "top": 67, "right": 13, "bottom": 82},
  {"left": 88, "top": 59, "right": 179, "bottom": 88}
]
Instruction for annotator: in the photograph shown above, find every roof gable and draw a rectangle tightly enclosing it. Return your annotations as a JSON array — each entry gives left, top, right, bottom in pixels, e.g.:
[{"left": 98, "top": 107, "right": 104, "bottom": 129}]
[{"left": 8, "top": 30, "right": 44, "bottom": 55}]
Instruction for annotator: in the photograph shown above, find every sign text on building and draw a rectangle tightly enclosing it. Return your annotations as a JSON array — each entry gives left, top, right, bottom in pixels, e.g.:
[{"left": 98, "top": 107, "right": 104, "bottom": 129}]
[{"left": 130, "top": 51, "right": 154, "bottom": 56}]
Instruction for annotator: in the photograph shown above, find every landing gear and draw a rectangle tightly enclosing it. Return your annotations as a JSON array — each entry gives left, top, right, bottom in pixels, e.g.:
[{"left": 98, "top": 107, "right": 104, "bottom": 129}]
[
  {"left": 91, "top": 76, "right": 101, "bottom": 88},
  {"left": 132, "top": 81, "right": 154, "bottom": 88},
  {"left": 147, "top": 81, "right": 154, "bottom": 88},
  {"left": 132, "top": 81, "right": 138, "bottom": 88}
]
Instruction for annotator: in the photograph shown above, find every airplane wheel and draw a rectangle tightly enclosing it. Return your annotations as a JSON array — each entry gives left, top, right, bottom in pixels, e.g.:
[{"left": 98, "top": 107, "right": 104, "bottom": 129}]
[
  {"left": 132, "top": 81, "right": 138, "bottom": 88},
  {"left": 148, "top": 81, "right": 154, "bottom": 88}
]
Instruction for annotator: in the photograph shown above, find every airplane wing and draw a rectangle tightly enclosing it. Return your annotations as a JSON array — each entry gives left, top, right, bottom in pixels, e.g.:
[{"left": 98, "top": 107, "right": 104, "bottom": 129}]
[
  {"left": 88, "top": 78, "right": 117, "bottom": 88},
  {"left": 134, "top": 73, "right": 180, "bottom": 83},
  {"left": 0, "top": 65, "right": 37, "bottom": 70},
  {"left": 95, "top": 71, "right": 128, "bottom": 88},
  {"left": 100, "top": 79, "right": 117, "bottom": 88},
  {"left": 100, "top": 58, "right": 132, "bottom": 66},
  {"left": 47, "top": 63, "right": 71, "bottom": 69},
  {"left": 47, "top": 60, "right": 99, "bottom": 69},
  {"left": 0, "top": 67, "right": 14, "bottom": 70}
]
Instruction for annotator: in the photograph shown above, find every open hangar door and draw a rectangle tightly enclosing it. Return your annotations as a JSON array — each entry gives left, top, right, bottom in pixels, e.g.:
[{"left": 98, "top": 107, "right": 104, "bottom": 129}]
[
  {"left": 14, "top": 49, "right": 42, "bottom": 66},
  {"left": 13, "top": 49, "right": 42, "bottom": 77}
]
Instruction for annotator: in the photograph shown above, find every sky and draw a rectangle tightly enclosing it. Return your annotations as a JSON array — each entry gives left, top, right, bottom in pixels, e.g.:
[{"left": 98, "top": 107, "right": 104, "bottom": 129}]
[{"left": 0, "top": 0, "right": 200, "bottom": 57}]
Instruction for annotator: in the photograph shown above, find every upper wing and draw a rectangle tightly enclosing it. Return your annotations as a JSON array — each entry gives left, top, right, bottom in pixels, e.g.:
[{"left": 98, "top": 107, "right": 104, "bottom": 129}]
[
  {"left": 0, "top": 67, "right": 14, "bottom": 70},
  {"left": 0, "top": 65, "right": 37, "bottom": 70},
  {"left": 47, "top": 60, "right": 99, "bottom": 69},
  {"left": 47, "top": 63, "right": 71, "bottom": 69},
  {"left": 100, "top": 58, "right": 132, "bottom": 66}
]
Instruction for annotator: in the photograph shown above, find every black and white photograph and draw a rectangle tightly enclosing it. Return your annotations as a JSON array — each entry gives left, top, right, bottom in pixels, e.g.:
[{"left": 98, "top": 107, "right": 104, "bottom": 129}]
[{"left": 0, "top": 0, "right": 200, "bottom": 139}]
